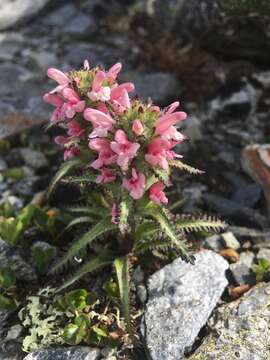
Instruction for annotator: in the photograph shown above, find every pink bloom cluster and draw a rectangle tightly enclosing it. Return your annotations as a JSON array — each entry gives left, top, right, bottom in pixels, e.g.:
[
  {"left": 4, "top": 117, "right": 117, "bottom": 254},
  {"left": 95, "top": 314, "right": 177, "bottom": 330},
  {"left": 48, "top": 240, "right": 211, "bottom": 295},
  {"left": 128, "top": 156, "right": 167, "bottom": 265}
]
[{"left": 44, "top": 60, "right": 188, "bottom": 213}]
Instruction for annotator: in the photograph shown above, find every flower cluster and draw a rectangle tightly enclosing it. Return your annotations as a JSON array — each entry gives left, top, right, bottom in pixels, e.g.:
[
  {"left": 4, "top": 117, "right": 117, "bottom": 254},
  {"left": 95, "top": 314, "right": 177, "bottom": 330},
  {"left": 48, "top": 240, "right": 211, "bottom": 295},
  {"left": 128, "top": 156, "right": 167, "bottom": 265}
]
[{"left": 44, "top": 60, "right": 187, "bottom": 207}]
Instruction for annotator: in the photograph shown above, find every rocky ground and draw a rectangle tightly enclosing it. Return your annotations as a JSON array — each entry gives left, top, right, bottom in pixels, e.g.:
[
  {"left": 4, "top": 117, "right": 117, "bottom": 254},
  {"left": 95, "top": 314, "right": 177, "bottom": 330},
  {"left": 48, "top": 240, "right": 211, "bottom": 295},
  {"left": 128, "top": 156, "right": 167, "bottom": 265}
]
[{"left": 0, "top": 0, "right": 270, "bottom": 359}]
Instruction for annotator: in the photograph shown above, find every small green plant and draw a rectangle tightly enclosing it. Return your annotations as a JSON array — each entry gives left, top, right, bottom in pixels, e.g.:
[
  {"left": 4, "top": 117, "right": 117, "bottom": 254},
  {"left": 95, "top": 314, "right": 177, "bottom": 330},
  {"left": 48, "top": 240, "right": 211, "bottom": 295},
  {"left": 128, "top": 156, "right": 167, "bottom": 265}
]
[
  {"left": 20, "top": 286, "right": 124, "bottom": 352},
  {"left": 0, "top": 267, "right": 18, "bottom": 311},
  {"left": 0, "top": 205, "right": 35, "bottom": 246},
  {"left": 252, "top": 258, "right": 270, "bottom": 282}
]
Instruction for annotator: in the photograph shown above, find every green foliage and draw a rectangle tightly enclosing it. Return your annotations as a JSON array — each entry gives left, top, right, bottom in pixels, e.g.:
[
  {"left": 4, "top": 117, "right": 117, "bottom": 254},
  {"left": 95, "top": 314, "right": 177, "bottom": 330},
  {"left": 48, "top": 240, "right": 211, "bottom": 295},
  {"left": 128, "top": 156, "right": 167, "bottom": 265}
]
[
  {"left": 47, "top": 157, "right": 82, "bottom": 197},
  {"left": 169, "top": 160, "right": 204, "bottom": 175},
  {"left": 252, "top": 258, "right": 270, "bottom": 282},
  {"left": 114, "top": 257, "right": 133, "bottom": 337},
  {"left": 0, "top": 267, "right": 17, "bottom": 311},
  {"left": 176, "top": 215, "right": 226, "bottom": 233},
  {"left": 32, "top": 242, "right": 56, "bottom": 275},
  {"left": 0, "top": 205, "right": 35, "bottom": 246},
  {"left": 51, "top": 217, "right": 117, "bottom": 274},
  {"left": 224, "top": 0, "right": 270, "bottom": 15},
  {"left": 2, "top": 167, "right": 25, "bottom": 181}
]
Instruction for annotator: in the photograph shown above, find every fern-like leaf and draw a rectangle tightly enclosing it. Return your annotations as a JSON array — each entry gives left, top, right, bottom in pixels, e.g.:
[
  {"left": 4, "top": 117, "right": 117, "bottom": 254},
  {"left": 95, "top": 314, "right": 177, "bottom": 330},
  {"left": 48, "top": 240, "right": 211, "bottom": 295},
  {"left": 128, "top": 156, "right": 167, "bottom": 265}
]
[
  {"left": 61, "top": 216, "right": 94, "bottom": 234},
  {"left": 56, "top": 252, "right": 114, "bottom": 292},
  {"left": 51, "top": 217, "right": 117, "bottom": 273},
  {"left": 169, "top": 160, "right": 204, "bottom": 175},
  {"left": 134, "top": 221, "right": 158, "bottom": 242},
  {"left": 176, "top": 215, "right": 226, "bottom": 233},
  {"left": 143, "top": 204, "right": 195, "bottom": 264},
  {"left": 114, "top": 256, "right": 133, "bottom": 336},
  {"left": 153, "top": 168, "right": 171, "bottom": 186},
  {"left": 48, "top": 158, "right": 82, "bottom": 196}
]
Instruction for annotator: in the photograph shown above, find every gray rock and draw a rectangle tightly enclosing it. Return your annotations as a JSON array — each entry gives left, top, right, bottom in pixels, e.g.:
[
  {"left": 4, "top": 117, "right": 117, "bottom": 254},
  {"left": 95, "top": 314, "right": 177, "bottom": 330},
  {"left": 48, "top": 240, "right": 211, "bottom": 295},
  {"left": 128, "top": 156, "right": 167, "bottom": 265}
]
[
  {"left": 121, "top": 71, "right": 181, "bottom": 105},
  {"left": 63, "top": 13, "right": 97, "bottom": 36},
  {"left": 0, "top": 310, "right": 10, "bottom": 338},
  {"left": 188, "top": 283, "right": 270, "bottom": 360},
  {"left": 208, "top": 82, "right": 258, "bottom": 121},
  {"left": 203, "top": 193, "right": 267, "bottom": 228},
  {"left": 23, "top": 347, "right": 100, "bottom": 360},
  {"left": 221, "top": 232, "right": 240, "bottom": 250},
  {"left": 0, "top": 159, "right": 7, "bottom": 171},
  {"left": 19, "top": 148, "right": 48, "bottom": 170},
  {"left": 257, "top": 248, "right": 270, "bottom": 263},
  {"left": 133, "top": 266, "right": 144, "bottom": 285},
  {"left": 0, "top": 239, "right": 37, "bottom": 282},
  {"left": 181, "top": 115, "right": 203, "bottom": 143},
  {"left": 230, "top": 263, "right": 256, "bottom": 286},
  {"left": 13, "top": 176, "right": 49, "bottom": 198},
  {"left": 137, "top": 284, "right": 147, "bottom": 305},
  {"left": 253, "top": 71, "right": 270, "bottom": 89},
  {"left": 143, "top": 250, "right": 228, "bottom": 360},
  {"left": 43, "top": 4, "right": 78, "bottom": 27},
  {"left": 0, "top": 0, "right": 50, "bottom": 30},
  {"left": 232, "top": 183, "right": 262, "bottom": 208},
  {"left": 145, "top": 0, "right": 221, "bottom": 41},
  {"left": 203, "top": 235, "right": 223, "bottom": 252}
]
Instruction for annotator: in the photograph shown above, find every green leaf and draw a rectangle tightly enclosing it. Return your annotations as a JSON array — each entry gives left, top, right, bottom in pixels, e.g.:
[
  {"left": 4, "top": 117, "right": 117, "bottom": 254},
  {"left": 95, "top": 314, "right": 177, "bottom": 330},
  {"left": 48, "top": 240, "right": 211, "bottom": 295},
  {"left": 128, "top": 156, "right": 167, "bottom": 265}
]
[
  {"left": 103, "top": 279, "right": 119, "bottom": 300},
  {"left": 2, "top": 167, "right": 25, "bottom": 181},
  {"left": 0, "top": 267, "right": 16, "bottom": 289},
  {"left": 62, "top": 317, "right": 87, "bottom": 345},
  {"left": 48, "top": 158, "right": 82, "bottom": 197},
  {"left": 114, "top": 256, "right": 133, "bottom": 336},
  {"left": 134, "top": 221, "right": 158, "bottom": 242},
  {"left": 65, "top": 289, "right": 89, "bottom": 311},
  {"left": 0, "top": 294, "right": 17, "bottom": 311},
  {"left": 51, "top": 217, "right": 117, "bottom": 273},
  {"left": 56, "top": 252, "right": 114, "bottom": 292},
  {"left": 169, "top": 160, "right": 204, "bottom": 175},
  {"left": 143, "top": 204, "right": 195, "bottom": 264},
  {"left": 176, "top": 215, "right": 226, "bottom": 233},
  {"left": 252, "top": 258, "right": 270, "bottom": 282},
  {"left": 62, "top": 216, "right": 94, "bottom": 234},
  {"left": 32, "top": 242, "right": 56, "bottom": 275}
]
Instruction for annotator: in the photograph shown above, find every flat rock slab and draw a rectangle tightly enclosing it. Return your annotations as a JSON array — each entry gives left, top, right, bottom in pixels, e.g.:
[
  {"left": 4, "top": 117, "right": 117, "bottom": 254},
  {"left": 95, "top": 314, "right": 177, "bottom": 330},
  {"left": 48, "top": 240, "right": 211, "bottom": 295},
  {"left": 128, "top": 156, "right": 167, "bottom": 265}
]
[
  {"left": 24, "top": 347, "right": 100, "bottom": 360},
  {"left": 189, "top": 283, "right": 270, "bottom": 360},
  {"left": 0, "top": 0, "right": 50, "bottom": 30},
  {"left": 143, "top": 250, "right": 229, "bottom": 360},
  {"left": 0, "top": 114, "right": 46, "bottom": 140}
]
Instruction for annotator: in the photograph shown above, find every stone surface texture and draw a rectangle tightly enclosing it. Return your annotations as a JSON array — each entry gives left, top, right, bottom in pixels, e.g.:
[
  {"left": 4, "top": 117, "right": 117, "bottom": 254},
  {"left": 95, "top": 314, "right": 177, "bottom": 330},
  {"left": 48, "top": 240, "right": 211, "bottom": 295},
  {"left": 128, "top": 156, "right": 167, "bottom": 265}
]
[
  {"left": 23, "top": 347, "right": 100, "bottom": 360},
  {"left": 143, "top": 250, "right": 229, "bottom": 360},
  {"left": 188, "top": 283, "right": 270, "bottom": 360},
  {"left": 0, "top": 0, "right": 50, "bottom": 30}
]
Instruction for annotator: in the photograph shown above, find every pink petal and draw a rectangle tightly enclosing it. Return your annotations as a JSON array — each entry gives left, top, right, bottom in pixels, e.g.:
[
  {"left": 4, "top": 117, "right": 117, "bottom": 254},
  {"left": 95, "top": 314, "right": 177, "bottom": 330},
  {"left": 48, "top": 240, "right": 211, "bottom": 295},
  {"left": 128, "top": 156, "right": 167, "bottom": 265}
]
[
  {"left": 107, "top": 63, "right": 122, "bottom": 80},
  {"left": 63, "top": 88, "right": 80, "bottom": 102},
  {"left": 92, "top": 71, "right": 106, "bottom": 92},
  {"left": 84, "top": 108, "right": 115, "bottom": 127},
  {"left": 155, "top": 112, "right": 187, "bottom": 135},
  {"left": 47, "top": 68, "right": 69, "bottom": 85},
  {"left": 43, "top": 93, "right": 64, "bottom": 107}
]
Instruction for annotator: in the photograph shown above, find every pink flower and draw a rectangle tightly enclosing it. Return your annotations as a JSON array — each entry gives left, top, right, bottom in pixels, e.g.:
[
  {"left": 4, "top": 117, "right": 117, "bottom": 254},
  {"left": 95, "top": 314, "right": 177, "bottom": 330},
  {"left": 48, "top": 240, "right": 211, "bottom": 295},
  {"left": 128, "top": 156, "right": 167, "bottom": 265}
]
[
  {"left": 110, "top": 130, "right": 140, "bottom": 171},
  {"left": 84, "top": 108, "right": 115, "bottom": 138},
  {"left": 96, "top": 168, "right": 116, "bottom": 184},
  {"left": 123, "top": 168, "right": 145, "bottom": 200},
  {"left": 88, "top": 70, "right": 111, "bottom": 102},
  {"left": 110, "top": 82, "right": 134, "bottom": 113},
  {"left": 107, "top": 63, "right": 122, "bottom": 81},
  {"left": 149, "top": 182, "right": 168, "bottom": 204},
  {"left": 64, "top": 146, "right": 80, "bottom": 161},
  {"left": 155, "top": 111, "right": 187, "bottom": 135},
  {"left": 132, "top": 119, "right": 144, "bottom": 136},
  {"left": 111, "top": 203, "right": 119, "bottom": 224},
  {"left": 67, "top": 120, "right": 85, "bottom": 138},
  {"left": 62, "top": 88, "right": 85, "bottom": 118},
  {"left": 89, "top": 138, "right": 116, "bottom": 169},
  {"left": 145, "top": 138, "right": 178, "bottom": 170},
  {"left": 43, "top": 93, "right": 65, "bottom": 123}
]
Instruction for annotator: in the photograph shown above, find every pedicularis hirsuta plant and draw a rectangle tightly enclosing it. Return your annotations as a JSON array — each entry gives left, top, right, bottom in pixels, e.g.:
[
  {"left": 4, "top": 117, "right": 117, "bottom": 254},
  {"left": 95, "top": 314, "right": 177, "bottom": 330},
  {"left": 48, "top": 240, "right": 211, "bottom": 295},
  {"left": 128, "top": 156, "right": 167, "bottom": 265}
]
[{"left": 44, "top": 60, "right": 225, "bottom": 336}]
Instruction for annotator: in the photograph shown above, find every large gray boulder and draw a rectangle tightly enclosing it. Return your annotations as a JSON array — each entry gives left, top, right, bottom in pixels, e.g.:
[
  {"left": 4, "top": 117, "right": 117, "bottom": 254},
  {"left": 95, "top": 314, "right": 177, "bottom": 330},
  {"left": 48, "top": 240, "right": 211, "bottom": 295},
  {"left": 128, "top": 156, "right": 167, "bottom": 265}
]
[
  {"left": 23, "top": 347, "right": 100, "bottom": 360},
  {"left": 143, "top": 250, "right": 229, "bottom": 360},
  {"left": 189, "top": 283, "right": 270, "bottom": 360},
  {"left": 0, "top": 0, "right": 50, "bottom": 30}
]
